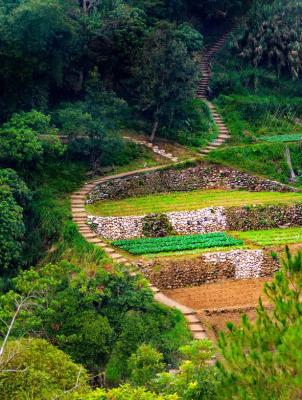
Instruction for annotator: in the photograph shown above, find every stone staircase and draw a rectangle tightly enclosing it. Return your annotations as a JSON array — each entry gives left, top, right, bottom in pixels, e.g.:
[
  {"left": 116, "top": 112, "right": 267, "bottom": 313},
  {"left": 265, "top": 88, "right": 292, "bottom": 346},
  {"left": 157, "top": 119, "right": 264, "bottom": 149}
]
[
  {"left": 71, "top": 166, "right": 208, "bottom": 341},
  {"left": 197, "top": 31, "right": 233, "bottom": 156}
]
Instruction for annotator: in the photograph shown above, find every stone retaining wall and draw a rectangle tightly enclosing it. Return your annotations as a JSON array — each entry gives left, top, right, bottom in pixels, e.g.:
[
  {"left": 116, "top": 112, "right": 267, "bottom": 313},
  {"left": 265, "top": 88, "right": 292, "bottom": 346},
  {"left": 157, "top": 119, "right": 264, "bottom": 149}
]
[
  {"left": 87, "top": 163, "right": 296, "bottom": 203},
  {"left": 142, "top": 250, "right": 279, "bottom": 289},
  {"left": 88, "top": 207, "right": 227, "bottom": 240},
  {"left": 88, "top": 204, "right": 302, "bottom": 240}
]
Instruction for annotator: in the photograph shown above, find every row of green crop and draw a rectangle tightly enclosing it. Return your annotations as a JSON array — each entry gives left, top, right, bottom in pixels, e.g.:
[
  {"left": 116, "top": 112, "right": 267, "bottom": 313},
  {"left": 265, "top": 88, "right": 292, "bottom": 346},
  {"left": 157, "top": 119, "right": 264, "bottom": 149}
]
[
  {"left": 113, "top": 232, "right": 228, "bottom": 247},
  {"left": 112, "top": 233, "right": 243, "bottom": 255}
]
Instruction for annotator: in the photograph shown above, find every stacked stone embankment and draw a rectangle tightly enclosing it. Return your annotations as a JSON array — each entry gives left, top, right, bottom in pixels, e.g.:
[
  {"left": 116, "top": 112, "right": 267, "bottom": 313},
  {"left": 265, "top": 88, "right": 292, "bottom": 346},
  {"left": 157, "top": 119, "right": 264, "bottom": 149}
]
[
  {"left": 88, "top": 204, "right": 302, "bottom": 240},
  {"left": 87, "top": 164, "right": 296, "bottom": 203},
  {"left": 142, "top": 250, "right": 279, "bottom": 289}
]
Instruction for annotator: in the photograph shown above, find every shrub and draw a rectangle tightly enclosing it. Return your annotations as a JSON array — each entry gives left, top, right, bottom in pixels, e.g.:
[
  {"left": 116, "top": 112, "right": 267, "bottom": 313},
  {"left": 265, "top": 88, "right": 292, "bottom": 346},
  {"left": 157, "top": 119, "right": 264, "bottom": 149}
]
[
  {"left": 0, "top": 338, "right": 89, "bottom": 400},
  {"left": 142, "top": 214, "right": 175, "bottom": 238},
  {"left": 128, "top": 344, "right": 165, "bottom": 388}
]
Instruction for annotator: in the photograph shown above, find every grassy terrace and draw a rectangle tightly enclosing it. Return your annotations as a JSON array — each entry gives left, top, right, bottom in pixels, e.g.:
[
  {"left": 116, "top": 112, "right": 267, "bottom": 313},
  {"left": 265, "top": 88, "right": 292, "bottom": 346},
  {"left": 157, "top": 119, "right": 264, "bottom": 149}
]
[
  {"left": 236, "top": 227, "right": 302, "bottom": 246},
  {"left": 86, "top": 189, "right": 302, "bottom": 217}
]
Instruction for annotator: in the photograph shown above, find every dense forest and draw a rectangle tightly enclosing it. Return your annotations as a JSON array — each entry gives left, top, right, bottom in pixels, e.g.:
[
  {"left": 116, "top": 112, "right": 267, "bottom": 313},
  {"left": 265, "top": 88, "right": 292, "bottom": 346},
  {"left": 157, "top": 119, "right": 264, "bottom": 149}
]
[{"left": 1, "top": 0, "right": 302, "bottom": 399}]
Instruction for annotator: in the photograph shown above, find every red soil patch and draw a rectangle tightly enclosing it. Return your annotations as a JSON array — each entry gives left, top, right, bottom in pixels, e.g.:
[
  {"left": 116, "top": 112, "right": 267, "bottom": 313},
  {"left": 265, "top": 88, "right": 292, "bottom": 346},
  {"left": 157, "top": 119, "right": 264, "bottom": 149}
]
[{"left": 163, "top": 278, "right": 272, "bottom": 339}]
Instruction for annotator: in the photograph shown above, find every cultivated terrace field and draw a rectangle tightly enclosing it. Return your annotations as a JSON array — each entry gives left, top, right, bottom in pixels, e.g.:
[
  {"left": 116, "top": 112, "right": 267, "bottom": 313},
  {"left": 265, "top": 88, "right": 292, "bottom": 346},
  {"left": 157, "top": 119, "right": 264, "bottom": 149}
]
[
  {"left": 1, "top": 0, "right": 302, "bottom": 399},
  {"left": 86, "top": 189, "right": 302, "bottom": 216}
]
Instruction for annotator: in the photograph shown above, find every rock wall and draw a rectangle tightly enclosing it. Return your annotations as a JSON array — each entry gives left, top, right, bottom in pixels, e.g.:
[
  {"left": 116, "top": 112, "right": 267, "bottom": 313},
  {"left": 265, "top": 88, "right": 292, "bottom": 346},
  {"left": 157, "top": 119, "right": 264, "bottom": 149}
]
[
  {"left": 88, "top": 207, "right": 227, "bottom": 240},
  {"left": 88, "top": 204, "right": 302, "bottom": 240},
  {"left": 143, "top": 250, "right": 279, "bottom": 289},
  {"left": 226, "top": 204, "right": 302, "bottom": 231},
  {"left": 87, "top": 163, "right": 296, "bottom": 203}
]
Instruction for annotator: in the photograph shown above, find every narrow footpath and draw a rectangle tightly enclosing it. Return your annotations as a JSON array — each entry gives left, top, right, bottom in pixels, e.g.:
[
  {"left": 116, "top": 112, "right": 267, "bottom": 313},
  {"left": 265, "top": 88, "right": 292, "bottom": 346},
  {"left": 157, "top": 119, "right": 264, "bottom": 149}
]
[
  {"left": 71, "top": 31, "right": 234, "bottom": 342},
  {"left": 197, "top": 31, "right": 233, "bottom": 155}
]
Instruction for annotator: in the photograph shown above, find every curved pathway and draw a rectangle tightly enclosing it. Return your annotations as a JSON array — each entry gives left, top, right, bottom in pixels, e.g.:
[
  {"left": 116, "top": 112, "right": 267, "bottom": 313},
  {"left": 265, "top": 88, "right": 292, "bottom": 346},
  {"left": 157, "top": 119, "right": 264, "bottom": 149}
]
[
  {"left": 71, "top": 165, "right": 207, "bottom": 340},
  {"left": 71, "top": 31, "right": 235, "bottom": 342},
  {"left": 197, "top": 31, "right": 233, "bottom": 156}
]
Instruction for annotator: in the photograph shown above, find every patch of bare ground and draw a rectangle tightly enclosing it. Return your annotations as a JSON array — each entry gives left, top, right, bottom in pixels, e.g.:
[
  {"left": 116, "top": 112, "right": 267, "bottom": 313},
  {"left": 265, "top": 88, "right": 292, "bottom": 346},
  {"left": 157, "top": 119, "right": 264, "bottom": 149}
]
[{"left": 163, "top": 278, "right": 272, "bottom": 340}]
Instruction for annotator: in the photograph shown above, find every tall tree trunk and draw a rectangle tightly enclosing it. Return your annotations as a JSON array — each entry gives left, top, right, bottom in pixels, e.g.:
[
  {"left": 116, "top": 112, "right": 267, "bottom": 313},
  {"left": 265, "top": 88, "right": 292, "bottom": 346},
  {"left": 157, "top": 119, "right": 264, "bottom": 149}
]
[
  {"left": 149, "top": 119, "right": 159, "bottom": 143},
  {"left": 285, "top": 146, "right": 297, "bottom": 183}
]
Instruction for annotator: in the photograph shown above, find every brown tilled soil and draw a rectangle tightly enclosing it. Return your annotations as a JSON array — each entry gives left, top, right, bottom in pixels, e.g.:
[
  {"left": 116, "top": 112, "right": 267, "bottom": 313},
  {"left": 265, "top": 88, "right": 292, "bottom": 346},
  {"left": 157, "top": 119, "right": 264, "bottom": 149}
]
[{"left": 163, "top": 278, "right": 272, "bottom": 340}]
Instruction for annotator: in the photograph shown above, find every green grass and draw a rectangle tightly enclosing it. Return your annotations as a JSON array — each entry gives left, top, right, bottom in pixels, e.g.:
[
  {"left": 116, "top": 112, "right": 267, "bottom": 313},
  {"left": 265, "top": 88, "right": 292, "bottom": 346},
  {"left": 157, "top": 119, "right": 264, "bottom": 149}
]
[
  {"left": 260, "top": 134, "right": 302, "bottom": 143},
  {"left": 236, "top": 227, "right": 302, "bottom": 246},
  {"left": 113, "top": 233, "right": 243, "bottom": 255},
  {"left": 207, "top": 142, "right": 302, "bottom": 185},
  {"left": 86, "top": 189, "right": 302, "bottom": 217}
]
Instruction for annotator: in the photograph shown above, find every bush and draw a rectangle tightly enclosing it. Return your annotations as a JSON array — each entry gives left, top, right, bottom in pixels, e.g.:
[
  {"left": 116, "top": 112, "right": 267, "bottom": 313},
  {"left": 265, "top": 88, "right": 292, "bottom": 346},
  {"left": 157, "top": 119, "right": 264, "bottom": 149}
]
[
  {"left": 0, "top": 187, "right": 25, "bottom": 273},
  {"left": 142, "top": 214, "right": 175, "bottom": 238},
  {"left": 128, "top": 344, "right": 165, "bottom": 388},
  {"left": 0, "top": 339, "right": 89, "bottom": 400}
]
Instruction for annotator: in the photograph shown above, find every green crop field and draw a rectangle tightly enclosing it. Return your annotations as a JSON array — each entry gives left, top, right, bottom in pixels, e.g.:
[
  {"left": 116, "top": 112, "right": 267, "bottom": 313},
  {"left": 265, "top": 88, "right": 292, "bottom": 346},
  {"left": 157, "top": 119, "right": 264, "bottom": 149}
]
[
  {"left": 236, "top": 227, "right": 302, "bottom": 246},
  {"left": 86, "top": 189, "right": 302, "bottom": 217},
  {"left": 112, "top": 233, "right": 244, "bottom": 255},
  {"left": 260, "top": 134, "right": 302, "bottom": 143}
]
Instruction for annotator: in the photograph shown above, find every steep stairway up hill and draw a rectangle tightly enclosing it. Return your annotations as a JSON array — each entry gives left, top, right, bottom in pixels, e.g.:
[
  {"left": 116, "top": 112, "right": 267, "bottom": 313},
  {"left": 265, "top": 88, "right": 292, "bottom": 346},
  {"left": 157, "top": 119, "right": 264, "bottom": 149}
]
[{"left": 197, "top": 30, "right": 233, "bottom": 156}]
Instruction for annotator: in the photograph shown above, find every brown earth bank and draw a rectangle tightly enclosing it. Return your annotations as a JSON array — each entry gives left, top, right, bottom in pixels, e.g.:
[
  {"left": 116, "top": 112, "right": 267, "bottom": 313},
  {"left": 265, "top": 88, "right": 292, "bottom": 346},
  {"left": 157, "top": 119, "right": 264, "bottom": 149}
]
[{"left": 163, "top": 278, "right": 272, "bottom": 339}]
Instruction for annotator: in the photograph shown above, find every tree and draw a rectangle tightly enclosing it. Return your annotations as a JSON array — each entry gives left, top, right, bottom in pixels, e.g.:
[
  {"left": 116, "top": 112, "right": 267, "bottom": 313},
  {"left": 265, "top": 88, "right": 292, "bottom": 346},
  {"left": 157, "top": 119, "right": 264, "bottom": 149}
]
[
  {"left": 0, "top": 338, "right": 90, "bottom": 400},
  {"left": 0, "top": 168, "right": 32, "bottom": 208},
  {"left": 0, "top": 187, "right": 25, "bottom": 273},
  {"left": 231, "top": 0, "right": 302, "bottom": 79},
  {"left": 0, "top": 111, "right": 64, "bottom": 169},
  {"left": 0, "top": 262, "right": 113, "bottom": 373},
  {"left": 217, "top": 249, "right": 302, "bottom": 399},
  {"left": 128, "top": 344, "right": 165, "bottom": 388},
  {"left": 132, "top": 23, "right": 199, "bottom": 142}
]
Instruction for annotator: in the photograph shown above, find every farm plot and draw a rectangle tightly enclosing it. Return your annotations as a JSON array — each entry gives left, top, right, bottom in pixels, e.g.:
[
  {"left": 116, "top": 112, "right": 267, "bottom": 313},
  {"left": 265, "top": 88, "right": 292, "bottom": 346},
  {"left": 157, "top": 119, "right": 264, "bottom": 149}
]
[
  {"left": 112, "top": 233, "right": 243, "bottom": 255},
  {"left": 86, "top": 189, "right": 302, "bottom": 217},
  {"left": 236, "top": 227, "right": 302, "bottom": 246}
]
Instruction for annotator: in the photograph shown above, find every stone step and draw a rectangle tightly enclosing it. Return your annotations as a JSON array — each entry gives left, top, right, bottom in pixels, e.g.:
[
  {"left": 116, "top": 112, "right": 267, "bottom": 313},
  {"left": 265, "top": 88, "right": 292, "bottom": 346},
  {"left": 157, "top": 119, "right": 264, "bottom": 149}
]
[
  {"left": 185, "top": 314, "right": 200, "bottom": 323},
  {"left": 190, "top": 323, "right": 206, "bottom": 332},
  {"left": 111, "top": 253, "right": 124, "bottom": 260},
  {"left": 86, "top": 237, "right": 103, "bottom": 244},
  {"left": 193, "top": 331, "right": 208, "bottom": 340},
  {"left": 218, "top": 134, "right": 231, "bottom": 139},
  {"left": 73, "top": 212, "right": 87, "bottom": 218}
]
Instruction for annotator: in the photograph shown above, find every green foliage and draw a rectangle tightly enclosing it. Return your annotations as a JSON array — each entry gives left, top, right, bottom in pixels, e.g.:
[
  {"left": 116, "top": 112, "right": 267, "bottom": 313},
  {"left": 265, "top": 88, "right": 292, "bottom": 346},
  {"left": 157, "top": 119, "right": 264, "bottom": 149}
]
[
  {"left": 0, "top": 126, "right": 43, "bottom": 166},
  {"left": 176, "top": 23, "right": 203, "bottom": 52},
  {"left": 0, "top": 110, "right": 64, "bottom": 169},
  {"left": 131, "top": 22, "right": 199, "bottom": 141},
  {"left": 75, "top": 385, "right": 178, "bottom": 400},
  {"left": 128, "top": 344, "right": 165, "bottom": 387},
  {"left": 142, "top": 214, "right": 175, "bottom": 238},
  {"left": 0, "top": 187, "right": 24, "bottom": 272},
  {"left": 231, "top": 0, "right": 302, "bottom": 78},
  {"left": 113, "top": 233, "right": 243, "bottom": 255},
  {"left": 207, "top": 142, "right": 302, "bottom": 184},
  {"left": 0, "top": 168, "right": 32, "bottom": 207},
  {"left": 162, "top": 99, "right": 216, "bottom": 148},
  {"left": 217, "top": 249, "right": 302, "bottom": 399},
  {"left": 154, "top": 340, "right": 218, "bottom": 400},
  {"left": 0, "top": 338, "right": 90, "bottom": 400},
  {"left": 259, "top": 133, "right": 302, "bottom": 143},
  {"left": 0, "top": 0, "right": 81, "bottom": 116}
]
